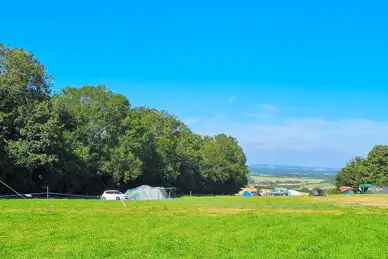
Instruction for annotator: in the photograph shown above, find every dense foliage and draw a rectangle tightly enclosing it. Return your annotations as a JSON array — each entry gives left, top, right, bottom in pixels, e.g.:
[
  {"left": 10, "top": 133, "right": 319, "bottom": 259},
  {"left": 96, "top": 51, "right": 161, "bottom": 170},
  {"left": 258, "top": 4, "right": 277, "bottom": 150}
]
[
  {"left": 0, "top": 44, "right": 248, "bottom": 195},
  {"left": 336, "top": 145, "right": 388, "bottom": 187}
]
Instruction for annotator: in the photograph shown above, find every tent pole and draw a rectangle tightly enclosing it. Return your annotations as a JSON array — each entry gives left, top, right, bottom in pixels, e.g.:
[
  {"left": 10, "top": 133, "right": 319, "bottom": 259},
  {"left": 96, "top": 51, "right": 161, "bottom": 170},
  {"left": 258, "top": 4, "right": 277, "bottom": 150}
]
[{"left": 0, "top": 179, "right": 25, "bottom": 199}]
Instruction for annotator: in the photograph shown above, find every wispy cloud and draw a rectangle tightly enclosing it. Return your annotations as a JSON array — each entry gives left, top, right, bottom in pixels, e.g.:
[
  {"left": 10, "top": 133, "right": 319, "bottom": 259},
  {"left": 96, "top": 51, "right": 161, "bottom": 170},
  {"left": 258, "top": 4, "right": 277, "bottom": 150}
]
[
  {"left": 228, "top": 96, "right": 236, "bottom": 103},
  {"left": 184, "top": 117, "right": 202, "bottom": 126},
  {"left": 244, "top": 104, "right": 278, "bottom": 120},
  {"left": 189, "top": 113, "right": 388, "bottom": 167},
  {"left": 258, "top": 104, "right": 277, "bottom": 112}
]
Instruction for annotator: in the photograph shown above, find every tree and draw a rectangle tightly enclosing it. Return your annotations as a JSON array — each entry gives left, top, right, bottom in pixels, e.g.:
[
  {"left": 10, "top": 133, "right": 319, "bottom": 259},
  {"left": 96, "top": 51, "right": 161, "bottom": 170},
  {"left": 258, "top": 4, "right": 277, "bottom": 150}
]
[
  {"left": 0, "top": 44, "right": 51, "bottom": 111},
  {"left": 326, "top": 188, "right": 339, "bottom": 195},
  {"left": 336, "top": 145, "right": 388, "bottom": 187},
  {"left": 0, "top": 44, "right": 57, "bottom": 192},
  {"left": 199, "top": 134, "right": 248, "bottom": 194},
  {"left": 309, "top": 187, "right": 325, "bottom": 196},
  {"left": 298, "top": 187, "right": 310, "bottom": 193},
  {"left": 335, "top": 157, "right": 367, "bottom": 188},
  {"left": 6, "top": 101, "right": 63, "bottom": 168},
  {"left": 52, "top": 85, "right": 137, "bottom": 192},
  {"left": 122, "top": 107, "right": 202, "bottom": 191},
  {"left": 0, "top": 43, "right": 250, "bottom": 195},
  {"left": 365, "top": 145, "right": 388, "bottom": 185}
]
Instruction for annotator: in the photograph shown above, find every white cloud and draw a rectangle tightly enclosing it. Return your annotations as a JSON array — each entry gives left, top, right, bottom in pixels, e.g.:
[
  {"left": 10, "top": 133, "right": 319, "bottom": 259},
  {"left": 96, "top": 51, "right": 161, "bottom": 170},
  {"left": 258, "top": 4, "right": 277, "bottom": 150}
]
[
  {"left": 258, "top": 104, "right": 277, "bottom": 112},
  {"left": 228, "top": 96, "right": 236, "bottom": 103},
  {"left": 189, "top": 114, "right": 388, "bottom": 167},
  {"left": 184, "top": 117, "right": 202, "bottom": 126},
  {"left": 244, "top": 104, "right": 278, "bottom": 120}
]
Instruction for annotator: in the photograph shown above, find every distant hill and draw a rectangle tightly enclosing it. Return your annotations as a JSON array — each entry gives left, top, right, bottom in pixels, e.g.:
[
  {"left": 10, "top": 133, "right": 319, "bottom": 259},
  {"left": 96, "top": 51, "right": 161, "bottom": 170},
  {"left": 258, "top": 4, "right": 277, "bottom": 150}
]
[{"left": 248, "top": 164, "right": 339, "bottom": 178}]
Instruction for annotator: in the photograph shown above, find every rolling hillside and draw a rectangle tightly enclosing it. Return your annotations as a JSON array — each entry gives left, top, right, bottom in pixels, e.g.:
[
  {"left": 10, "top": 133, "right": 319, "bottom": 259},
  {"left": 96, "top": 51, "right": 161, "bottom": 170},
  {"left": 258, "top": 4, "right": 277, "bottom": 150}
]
[
  {"left": 248, "top": 164, "right": 338, "bottom": 190},
  {"left": 249, "top": 164, "right": 338, "bottom": 178}
]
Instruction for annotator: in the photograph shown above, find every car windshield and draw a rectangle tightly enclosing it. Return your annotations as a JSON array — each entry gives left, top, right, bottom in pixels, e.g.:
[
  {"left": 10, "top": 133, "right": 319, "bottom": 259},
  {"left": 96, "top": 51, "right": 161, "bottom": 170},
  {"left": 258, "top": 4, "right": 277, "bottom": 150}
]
[{"left": 105, "top": 191, "right": 122, "bottom": 194}]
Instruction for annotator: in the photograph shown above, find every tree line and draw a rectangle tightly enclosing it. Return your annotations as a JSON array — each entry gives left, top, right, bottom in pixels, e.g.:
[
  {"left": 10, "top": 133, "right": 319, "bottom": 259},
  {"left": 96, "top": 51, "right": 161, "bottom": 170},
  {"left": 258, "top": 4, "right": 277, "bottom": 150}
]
[
  {"left": 0, "top": 44, "right": 248, "bottom": 195},
  {"left": 336, "top": 145, "right": 388, "bottom": 188}
]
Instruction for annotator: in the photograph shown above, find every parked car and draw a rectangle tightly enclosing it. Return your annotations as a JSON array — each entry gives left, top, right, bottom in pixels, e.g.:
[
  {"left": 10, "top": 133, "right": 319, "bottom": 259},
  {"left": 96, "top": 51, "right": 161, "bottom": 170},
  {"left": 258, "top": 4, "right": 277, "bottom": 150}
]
[
  {"left": 272, "top": 188, "right": 289, "bottom": 196},
  {"left": 101, "top": 190, "right": 128, "bottom": 200}
]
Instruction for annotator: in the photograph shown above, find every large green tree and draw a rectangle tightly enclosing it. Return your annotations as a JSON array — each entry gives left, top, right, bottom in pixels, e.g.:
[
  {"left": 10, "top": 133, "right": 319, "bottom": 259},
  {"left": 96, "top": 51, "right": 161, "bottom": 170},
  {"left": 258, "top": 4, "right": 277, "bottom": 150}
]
[
  {"left": 0, "top": 43, "right": 250, "bottom": 195},
  {"left": 336, "top": 145, "right": 388, "bottom": 187},
  {"left": 335, "top": 157, "right": 367, "bottom": 187},
  {"left": 52, "top": 86, "right": 141, "bottom": 192},
  {"left": 0, "top": 44, "right": 61, "bottom": 192},
  {"left": 122, "top": 108, "right": 201, "bottom": 190},
  {"left": 199, "top": 134, "right": 248, "bottom": 194}
]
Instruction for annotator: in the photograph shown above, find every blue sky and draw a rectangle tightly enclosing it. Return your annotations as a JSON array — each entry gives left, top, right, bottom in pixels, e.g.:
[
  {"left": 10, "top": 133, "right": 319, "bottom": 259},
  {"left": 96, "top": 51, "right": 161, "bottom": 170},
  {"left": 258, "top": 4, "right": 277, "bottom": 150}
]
[{"left": 2, "top": 0, "right": 388, "bottom": 167}]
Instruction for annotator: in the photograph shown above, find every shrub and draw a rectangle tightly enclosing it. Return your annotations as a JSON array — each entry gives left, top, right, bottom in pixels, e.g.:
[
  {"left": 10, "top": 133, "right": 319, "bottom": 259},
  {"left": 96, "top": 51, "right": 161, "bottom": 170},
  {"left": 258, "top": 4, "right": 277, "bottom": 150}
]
[
  {"left": 309, "top": 187, "right": 325, "bottom": 196},
  {"left": 298, "top": 187, "right": 310, "bottom": 193},
  {"left": 326, "top": 188, "right": 339, "bottom": 195}
]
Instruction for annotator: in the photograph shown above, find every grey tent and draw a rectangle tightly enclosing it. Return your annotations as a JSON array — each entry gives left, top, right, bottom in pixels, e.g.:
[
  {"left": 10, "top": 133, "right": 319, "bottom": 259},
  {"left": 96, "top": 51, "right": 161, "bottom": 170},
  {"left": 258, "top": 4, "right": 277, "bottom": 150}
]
[
  {"left": 359, "top": 184, "right": 374, "bottom": 194},
  {"left": 125, "top": 185, "right": 176, "bottom": 200},
  {"left": 366, "top": 186, "right": 388, "bottom": 194}
]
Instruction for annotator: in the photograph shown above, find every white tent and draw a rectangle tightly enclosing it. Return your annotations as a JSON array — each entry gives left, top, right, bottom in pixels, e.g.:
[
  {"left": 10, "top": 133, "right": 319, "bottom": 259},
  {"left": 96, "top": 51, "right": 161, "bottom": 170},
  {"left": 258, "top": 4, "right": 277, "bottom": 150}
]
[
  {"left": 125, "top": 185, "right": 171, "bottom": 200},
  {"left": 287, "top": 189, "right": 303, "bottom": 196}
]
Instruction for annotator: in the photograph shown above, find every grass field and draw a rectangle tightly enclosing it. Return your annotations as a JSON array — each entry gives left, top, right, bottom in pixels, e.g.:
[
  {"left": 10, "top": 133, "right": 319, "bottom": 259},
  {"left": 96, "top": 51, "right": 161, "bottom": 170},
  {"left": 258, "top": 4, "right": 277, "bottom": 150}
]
[{"left": 1, "top": 196, "right": 388, "bottom": 258}]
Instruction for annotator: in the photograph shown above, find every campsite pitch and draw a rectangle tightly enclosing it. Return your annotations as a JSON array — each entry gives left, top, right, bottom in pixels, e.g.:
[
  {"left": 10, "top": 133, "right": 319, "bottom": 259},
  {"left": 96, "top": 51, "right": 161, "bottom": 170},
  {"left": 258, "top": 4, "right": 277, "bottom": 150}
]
[{"left": 1, "top": 196, "right": 388, "bottom": 258}]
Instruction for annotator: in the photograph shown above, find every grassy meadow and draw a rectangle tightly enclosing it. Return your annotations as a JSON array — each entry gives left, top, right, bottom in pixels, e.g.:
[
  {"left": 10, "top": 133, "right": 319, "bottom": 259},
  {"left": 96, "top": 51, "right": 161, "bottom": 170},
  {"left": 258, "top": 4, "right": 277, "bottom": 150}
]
[{"left": 1, "top": 195, "right": 388, "bottom": 258}]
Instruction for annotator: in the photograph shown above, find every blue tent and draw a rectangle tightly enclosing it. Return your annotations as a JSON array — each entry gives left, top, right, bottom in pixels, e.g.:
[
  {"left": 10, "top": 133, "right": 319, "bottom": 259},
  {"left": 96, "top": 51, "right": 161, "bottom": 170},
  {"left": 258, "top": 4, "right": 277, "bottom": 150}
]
[
  {"left": 242, "top": 191, "right": 251, "bottom": 197},
  {"left": 343, "top": 190, "right": 353, "bottom": 195}
]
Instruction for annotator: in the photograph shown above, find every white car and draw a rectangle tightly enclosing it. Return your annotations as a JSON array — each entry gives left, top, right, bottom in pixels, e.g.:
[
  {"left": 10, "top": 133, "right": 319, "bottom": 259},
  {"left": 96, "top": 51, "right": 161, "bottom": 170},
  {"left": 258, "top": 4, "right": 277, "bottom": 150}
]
[{"left": 101, "top": 190, "right": 128, "bottom": 200}]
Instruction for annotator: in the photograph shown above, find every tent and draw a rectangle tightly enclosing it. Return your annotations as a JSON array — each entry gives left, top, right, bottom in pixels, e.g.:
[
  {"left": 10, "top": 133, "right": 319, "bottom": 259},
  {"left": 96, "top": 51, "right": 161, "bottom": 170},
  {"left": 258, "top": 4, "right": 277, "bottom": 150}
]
[
  {"left": 343, "top": 190, "right": 353, "bottom": 195},
  {"left": 359, "top": 184, "right": 374, "bottom": 194},
  {"left": 261, "top": 189, "right": 272, "bottom": 196},
  {"left": 241, "top": 191, "right": 252, "bottom": 197},
  {"left": 288, "top": 189, "right": 303, "bottom": 196},
  {"left": 339, "top": 186, "right": 352, "bottom": 193},
  {"left": 125, "top": 185, "right": 175, "bottom": 200},
  {"left": 237, "top": 187, "right": 257, "bottom": 196},
  {"left": 366, "top": 186, "right": 388, "bottom": 194}
]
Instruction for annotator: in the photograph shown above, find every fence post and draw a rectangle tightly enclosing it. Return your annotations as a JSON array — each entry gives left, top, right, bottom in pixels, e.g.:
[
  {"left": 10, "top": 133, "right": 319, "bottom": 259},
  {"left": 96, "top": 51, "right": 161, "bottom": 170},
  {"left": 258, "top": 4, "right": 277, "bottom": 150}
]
[{"left": 46, "top": 185, "right": 50, "bottom": 214}]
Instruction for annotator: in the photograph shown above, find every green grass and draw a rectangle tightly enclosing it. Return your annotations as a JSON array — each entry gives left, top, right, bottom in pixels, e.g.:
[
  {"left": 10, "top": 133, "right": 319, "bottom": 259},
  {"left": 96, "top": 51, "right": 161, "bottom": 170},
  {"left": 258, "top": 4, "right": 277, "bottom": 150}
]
[{"left": 1, "top": 196, "right": 388, "bottom": 258}]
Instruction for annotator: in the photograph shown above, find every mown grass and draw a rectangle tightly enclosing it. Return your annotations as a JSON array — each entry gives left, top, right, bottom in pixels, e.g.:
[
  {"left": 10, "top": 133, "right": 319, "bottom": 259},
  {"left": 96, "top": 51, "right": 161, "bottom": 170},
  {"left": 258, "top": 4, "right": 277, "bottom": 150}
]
[{"left": 1, "top": 195, "right": 388, "bottom": 258}]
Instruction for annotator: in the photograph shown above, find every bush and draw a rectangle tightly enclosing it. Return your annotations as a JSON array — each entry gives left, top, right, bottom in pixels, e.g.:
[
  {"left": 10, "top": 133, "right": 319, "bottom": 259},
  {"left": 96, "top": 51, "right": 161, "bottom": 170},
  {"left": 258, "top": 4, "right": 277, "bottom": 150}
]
[
  {"left": 298, "top": 187, "right": 310, "bottom": 193},
  {"left": 309, "top": 187, "right": 325, "bottom": 196},
  {"left": 326, "top": 188, "right": 339, "bottom": 195}
]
